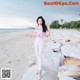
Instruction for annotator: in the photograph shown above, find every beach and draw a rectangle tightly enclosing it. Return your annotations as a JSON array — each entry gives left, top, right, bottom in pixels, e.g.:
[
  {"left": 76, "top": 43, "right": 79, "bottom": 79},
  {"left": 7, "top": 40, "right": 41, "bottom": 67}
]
[
  {"left": 0, "top": 29, "right": 35, "bottom": 80},
  {"left": 0, "top": 29, "right": 80, "bottom": 80}
]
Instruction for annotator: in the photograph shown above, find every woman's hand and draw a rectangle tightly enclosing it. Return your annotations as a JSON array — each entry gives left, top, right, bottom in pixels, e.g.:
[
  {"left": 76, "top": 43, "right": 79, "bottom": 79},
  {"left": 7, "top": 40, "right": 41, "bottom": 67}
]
[{"left": 44, "top": 30, "right": 50, "bottom": 38}]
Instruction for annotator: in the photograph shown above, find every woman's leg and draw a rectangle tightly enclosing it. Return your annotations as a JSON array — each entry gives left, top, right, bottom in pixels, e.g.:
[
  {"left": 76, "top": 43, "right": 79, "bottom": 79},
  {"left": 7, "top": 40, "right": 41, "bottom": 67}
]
[
  {"left": 34, "top": 40, "right": 39, "bottom": 67},
  {"left": 38, "top": 40, "right": 44, "bottom": 79},
  {"left": 34, "top": 39, "right": 44, "bottom": 80},
  {"left": 38, "top": 41, "right": 44, "bottom": 71},
  {"left": 34, "top": 39, "right": 44, "bottom": 71}
]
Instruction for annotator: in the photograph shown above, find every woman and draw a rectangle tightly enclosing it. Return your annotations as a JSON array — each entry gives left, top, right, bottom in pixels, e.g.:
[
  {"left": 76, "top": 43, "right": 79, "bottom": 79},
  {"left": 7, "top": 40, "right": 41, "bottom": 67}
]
[{"left": 34, "top": 16, "right": 50, "bottom": 80}]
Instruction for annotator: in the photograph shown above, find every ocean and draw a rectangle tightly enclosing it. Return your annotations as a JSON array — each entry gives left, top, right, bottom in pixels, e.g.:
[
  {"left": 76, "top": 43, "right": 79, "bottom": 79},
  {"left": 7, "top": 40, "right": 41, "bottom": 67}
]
[{"left": 0, "top": 28, "right": 33, "bottom": 33}]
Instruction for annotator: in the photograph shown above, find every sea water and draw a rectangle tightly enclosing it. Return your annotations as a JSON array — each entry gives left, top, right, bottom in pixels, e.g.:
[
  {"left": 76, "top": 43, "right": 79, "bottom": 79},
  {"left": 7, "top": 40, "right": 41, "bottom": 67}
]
[{"left": 0, "top": 28, "right": 31, "bottom": 34}]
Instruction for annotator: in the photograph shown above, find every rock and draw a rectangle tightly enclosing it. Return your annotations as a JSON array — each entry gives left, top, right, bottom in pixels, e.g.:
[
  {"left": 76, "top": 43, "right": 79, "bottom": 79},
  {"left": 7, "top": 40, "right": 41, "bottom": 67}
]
[
  {"left": 63, "top": 57, "right": 80, "bottom": 66},
  {"left": 22, "top": 65, "right": 58, "bottom": 80},
  {"left": 73, "top": 71, "right": 80, "bottom": 78},
  {"left": 62, "top": 37, "right": 79, "bottom": 47},
  {"left": 46, "top": 42, "right": 55, "bottom": 53},
  {"left": 21, "top": 65, "right": 38, "bottom": 80},
  {"left": 50, "top": 52, "right": 64, "bottom": 70},
  {"left": 67, "top": 37, "right": 79, "bottom": 46},
  {"left": 58, "top": 65, "right": 80, "bottom": 78},
  {"left": 74, "top": 77, "right": 80, "bottom": 80},
  {"left": 65, "top": 39, "right": 71, "bottom": 42},
  {"left": 61, "top": 45, "right": 80, "bottom": 59},
  {"left": 52, "top": 42, "right": 62, "bottom": 52},
  {"left": 78, "top": 43, "right": 80, "bottom": 50},
  {"left": 59, "top": 76, "right": 76, "bottom": 80},
  {"left": 58, "top": 55, "right": 80, "bottom": 80}
]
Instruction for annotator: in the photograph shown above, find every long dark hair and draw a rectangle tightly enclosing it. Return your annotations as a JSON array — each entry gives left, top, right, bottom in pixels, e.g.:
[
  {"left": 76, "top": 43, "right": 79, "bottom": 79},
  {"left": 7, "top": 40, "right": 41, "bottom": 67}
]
[{"left": 36, "top": 16, "right": 48, "bottom": 32}]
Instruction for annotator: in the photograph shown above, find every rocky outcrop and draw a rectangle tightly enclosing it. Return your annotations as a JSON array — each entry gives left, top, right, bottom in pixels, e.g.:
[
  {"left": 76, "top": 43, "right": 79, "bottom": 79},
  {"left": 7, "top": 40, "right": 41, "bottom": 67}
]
[
  {"left": 52, "top": 42, "right": 62, "bottom": 52},
  {"left": 22, "top": 29, "right": 80, "bottom": 80},
  {"left": 57, "top": 43, "right": 80, "bottom": 80},
  {"left": 61, "top": 45, "right": 80, "bottom": 59}
]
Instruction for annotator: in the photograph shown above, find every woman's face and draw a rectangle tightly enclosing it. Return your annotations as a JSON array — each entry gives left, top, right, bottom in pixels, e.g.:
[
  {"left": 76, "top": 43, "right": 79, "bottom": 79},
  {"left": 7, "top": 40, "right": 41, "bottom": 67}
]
[{"left": 37, "top": 18, "right": 43, "bottom": 25}]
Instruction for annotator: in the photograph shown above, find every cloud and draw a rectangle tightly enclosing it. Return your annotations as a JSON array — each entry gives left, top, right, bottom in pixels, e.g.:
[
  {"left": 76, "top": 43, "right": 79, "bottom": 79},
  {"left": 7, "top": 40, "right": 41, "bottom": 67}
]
[
  {"left": 0, "top": 0, "right": 79, "bottom": 28},
  {"left": 0, "top": 15, "right": 36, "bottom": 28}
]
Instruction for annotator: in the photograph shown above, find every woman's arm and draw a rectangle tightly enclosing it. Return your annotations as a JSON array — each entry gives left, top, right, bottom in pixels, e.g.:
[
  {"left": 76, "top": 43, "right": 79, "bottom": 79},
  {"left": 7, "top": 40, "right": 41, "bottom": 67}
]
[
  {"left": 46, "top": 24, "right": 51, "bottom": 37},
  {"left": 46, "top": 30, "right": 50, "bottom": 37}
]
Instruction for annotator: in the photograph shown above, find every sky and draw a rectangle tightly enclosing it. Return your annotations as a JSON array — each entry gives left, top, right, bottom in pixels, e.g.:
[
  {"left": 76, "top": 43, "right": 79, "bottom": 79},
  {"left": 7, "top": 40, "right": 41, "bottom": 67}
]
[{"left": 0, "top": 0, "right": 80, "bottom": 28}]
